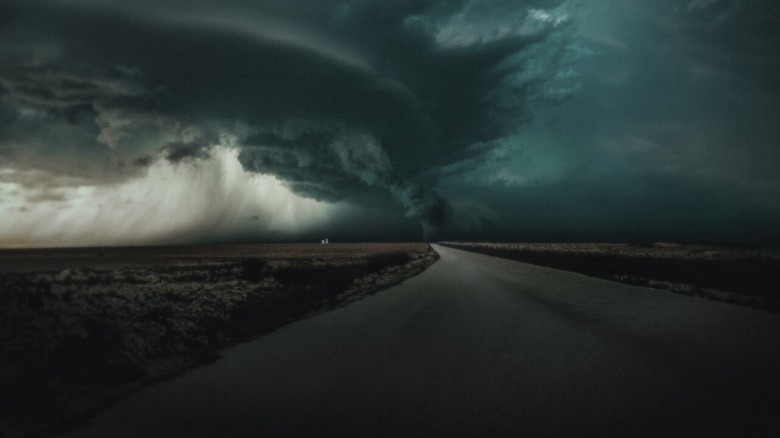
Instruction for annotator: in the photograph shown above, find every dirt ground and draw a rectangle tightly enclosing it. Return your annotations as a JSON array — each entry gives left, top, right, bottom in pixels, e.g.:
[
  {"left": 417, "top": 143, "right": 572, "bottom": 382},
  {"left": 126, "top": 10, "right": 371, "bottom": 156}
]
[{"left": 0, "top": 243, "right": 437, "bottom": 438}]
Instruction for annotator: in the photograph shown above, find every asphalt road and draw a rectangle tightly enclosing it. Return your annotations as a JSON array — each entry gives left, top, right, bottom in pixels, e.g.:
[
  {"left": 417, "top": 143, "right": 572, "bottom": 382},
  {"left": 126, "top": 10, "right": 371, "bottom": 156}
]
[{"left": 64, "top": 245, "right": 780, "bottom": 437}]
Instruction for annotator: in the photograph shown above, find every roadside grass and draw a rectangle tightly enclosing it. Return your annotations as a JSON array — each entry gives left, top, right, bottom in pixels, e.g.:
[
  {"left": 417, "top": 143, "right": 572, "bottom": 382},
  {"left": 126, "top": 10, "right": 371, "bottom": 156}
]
[{"left": 439, "top": 242, "right": 780, "bottom": 312}]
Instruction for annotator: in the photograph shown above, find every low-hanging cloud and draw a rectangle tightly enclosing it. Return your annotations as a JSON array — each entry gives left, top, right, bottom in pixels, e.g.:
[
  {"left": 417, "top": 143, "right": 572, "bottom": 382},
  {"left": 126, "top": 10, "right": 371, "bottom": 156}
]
[
  {"left": 237, "top": 122, "right": 450, "bottom": 236},
  {"left": 0, "top": 147, "right": 338, "bottom": 247}
]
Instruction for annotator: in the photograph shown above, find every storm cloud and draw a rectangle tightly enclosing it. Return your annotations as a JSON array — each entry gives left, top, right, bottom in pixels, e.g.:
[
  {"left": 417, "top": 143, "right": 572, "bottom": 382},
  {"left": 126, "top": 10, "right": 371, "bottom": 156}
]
[
  {"left": 0, "top": 0, "right": 579, "bottom": 239},
  {"left": 1, "top": 0, "right": 779, "bottom": 245}
]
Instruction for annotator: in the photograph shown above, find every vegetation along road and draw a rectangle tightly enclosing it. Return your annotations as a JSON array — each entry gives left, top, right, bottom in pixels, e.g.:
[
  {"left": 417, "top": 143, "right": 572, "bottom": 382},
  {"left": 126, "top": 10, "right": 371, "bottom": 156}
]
[{"left": 64, "top": 245, "right": 780, "bottom": 437}]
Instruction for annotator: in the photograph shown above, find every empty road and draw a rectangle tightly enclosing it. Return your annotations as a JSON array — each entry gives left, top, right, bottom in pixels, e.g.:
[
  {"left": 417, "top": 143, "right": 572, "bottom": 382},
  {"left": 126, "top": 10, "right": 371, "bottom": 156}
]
[{"left": 65, "top": 245, "right": 780, "bottom": 437}]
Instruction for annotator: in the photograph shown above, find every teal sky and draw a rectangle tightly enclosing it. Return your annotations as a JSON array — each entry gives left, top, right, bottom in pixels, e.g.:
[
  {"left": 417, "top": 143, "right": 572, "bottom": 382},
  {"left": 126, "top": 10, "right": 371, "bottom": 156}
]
[{"left": 1, "top": 0, "right": 779, "bottom": 246}]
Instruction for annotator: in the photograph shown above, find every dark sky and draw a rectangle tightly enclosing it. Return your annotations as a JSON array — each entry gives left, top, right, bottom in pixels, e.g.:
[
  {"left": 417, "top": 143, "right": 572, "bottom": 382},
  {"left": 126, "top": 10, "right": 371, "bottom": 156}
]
[{"left": 1, "top": 0, "right": 779, "bottom": 246}]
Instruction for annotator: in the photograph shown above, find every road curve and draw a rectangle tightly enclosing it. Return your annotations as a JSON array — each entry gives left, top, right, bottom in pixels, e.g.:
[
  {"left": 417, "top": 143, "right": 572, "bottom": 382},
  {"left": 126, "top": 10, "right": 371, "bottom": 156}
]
[{"left": 64, "top": 244, "right": 780, "bottom": 437}]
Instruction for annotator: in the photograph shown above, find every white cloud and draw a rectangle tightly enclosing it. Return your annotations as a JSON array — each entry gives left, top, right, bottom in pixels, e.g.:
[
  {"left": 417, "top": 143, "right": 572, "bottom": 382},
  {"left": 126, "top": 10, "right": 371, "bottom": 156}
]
[
  {"left": 0, "top": 146, "right": 338, "bottom": 247},
  {"left": 528, "top": 9, "right": 569, "bottom": 27},
  {"left": 423, "top": 3, "right": 572, "bottom": 48}
]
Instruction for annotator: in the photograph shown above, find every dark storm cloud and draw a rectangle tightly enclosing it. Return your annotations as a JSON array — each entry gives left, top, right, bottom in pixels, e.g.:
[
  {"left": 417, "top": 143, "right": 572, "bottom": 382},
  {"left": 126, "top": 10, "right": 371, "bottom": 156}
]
[
  {"left": 587, "top": 0, "right": 780, "bottom": 187},
  {"left": 163, "top": 140, "right": 213, "bottom": 163},
  {"left": 0, "top": 0, "right": 578, "bottom": 236},
  {"left": 642, "top": 0, "right": 780, "bottom": 80},
  {"left": 431, "top": 0, "right": 780, "bottom": 244},
  {"left": 237, "top": 122, "right": 450, "bottom": 235},
  {"left": 7, "top": 0, "right": 776, "bottom": 244}
]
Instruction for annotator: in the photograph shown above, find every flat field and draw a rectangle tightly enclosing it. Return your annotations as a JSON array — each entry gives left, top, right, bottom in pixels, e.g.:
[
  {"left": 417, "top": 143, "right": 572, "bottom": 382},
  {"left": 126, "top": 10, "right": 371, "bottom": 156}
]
[
  {"left": 0, "top": 243, "right": 436, "bottom": 438},
  {"left": 440, "top": 242, "right": 780, "bottom": 312},
  {"left": 0, "top": 243, "right": 432, "bottom": 272}
]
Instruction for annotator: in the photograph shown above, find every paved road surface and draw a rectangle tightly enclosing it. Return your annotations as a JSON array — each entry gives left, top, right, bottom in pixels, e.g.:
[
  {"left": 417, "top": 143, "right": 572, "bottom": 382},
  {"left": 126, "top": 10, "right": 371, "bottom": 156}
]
[{"left": 64, "top": 245, "right": 780, "bottom": 437}]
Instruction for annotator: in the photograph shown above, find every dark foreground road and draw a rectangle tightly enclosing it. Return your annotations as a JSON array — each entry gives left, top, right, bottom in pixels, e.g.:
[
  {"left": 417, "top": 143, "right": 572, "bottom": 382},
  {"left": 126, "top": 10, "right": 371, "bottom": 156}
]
[{"left": 63, "top": 245, "right": 780, "bottom": 437}]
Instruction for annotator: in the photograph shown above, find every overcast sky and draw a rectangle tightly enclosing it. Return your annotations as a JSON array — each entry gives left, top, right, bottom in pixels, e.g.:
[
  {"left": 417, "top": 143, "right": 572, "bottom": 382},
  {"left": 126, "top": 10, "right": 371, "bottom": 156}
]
[{"left": 1, "top": 0, "right": 779, "bottom": 246}]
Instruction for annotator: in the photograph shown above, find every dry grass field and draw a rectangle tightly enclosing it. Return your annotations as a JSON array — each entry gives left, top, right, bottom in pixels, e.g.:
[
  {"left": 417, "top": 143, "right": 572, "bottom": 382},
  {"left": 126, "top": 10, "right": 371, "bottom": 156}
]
[
  {"left": 440, "top": 242, "right": 780, "bottom": 312},
  {"left": 0, "top": 243, "right": 435, "bottom": 438},
  {"left": 0, "top": 243, "right": 432, "bottom": 273}
]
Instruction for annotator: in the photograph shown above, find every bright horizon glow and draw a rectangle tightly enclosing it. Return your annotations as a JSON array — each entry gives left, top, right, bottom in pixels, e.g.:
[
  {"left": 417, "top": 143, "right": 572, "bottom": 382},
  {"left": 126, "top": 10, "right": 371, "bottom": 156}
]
[{"left": 0, "top": 147, "right": 338, "bottom": 248}]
